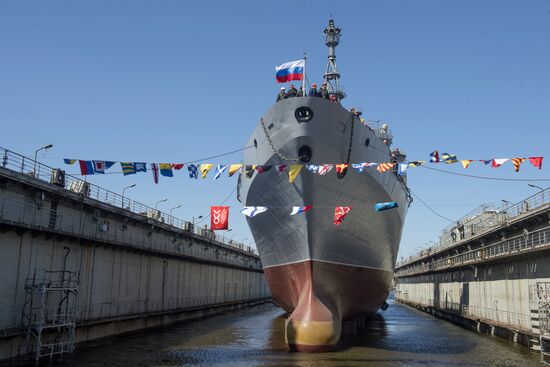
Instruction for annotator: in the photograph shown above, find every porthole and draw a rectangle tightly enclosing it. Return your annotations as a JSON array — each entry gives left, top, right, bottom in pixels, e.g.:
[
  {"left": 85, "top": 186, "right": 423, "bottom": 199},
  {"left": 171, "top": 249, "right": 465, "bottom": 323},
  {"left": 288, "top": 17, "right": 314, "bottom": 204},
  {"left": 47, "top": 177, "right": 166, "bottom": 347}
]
[
  {"left": 295, "top": 107, "right": 314, "bottom": 122},
  {"left": 298, "top": 145, "right": 312, "bottom": 163},
  {"left": 364, "top": 138, "right": 370, "bottom": 147},
  {"left": 254, "top": 139, "right": 258, "bottom": 148}
]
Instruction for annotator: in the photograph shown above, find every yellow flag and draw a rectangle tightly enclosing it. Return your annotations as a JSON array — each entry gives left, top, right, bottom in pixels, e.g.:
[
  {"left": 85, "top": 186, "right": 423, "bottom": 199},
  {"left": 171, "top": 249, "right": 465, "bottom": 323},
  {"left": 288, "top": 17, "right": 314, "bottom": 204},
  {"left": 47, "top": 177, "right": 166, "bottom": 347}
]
[
  {"left": 228, "top": 164, "right": 243, "bottom": 177},
  {"left": 288, "top": 165, "right": 303, "bottom": 183},
  {"left": 199, "top": 164, "right": 213, "bottom": 179},
  {"left": 461, "top": 160, "right": 473, "bottom": 169}
]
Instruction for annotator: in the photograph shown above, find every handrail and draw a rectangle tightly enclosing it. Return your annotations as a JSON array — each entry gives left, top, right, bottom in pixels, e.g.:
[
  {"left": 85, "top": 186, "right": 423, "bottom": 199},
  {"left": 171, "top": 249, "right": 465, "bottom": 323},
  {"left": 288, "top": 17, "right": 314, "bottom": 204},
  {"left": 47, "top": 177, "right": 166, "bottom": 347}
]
[
  {"left": 396, "top": 225, "right": 550, "bottom": 277},
  {"left": 398, "top": 187, "right": 549, "bottom": 267},
  {"left": 0, "top": 147, "right": 255, "bottom": 255}
]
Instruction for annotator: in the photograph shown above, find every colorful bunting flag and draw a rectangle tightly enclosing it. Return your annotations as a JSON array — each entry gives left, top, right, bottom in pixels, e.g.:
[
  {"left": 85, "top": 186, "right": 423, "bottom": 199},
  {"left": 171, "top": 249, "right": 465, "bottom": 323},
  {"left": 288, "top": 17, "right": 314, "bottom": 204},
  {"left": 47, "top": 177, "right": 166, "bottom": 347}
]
[
  {"left": 105, "top": 161, "right": 116, "bottom": 170},
  {"left": 529, "top": 157, "right": 543, "bottom": 170},
  {"left": 210, "top": 206, "right": 229, "bottom": 230},
  {"left": 511, "top": 158, "right": 525, "bottom": 172},
  {"left": 277, "top": 165, "right": 287, "bottom": 174},
  {"left": 491, "top": 158, "right": 509, "bottom": 168},
  {"left": 172, "top": 163, "right": 184, "bottom": 170},
  {"left": 317, "top": 164, "right": 333, "bottom": 175},
  {"left": 135, "top": 162, "right": 147, "bottom": 173},
  {"left": 241, "top": 206, "right": 268, "bottom": 217},
  {"left": 290, "top": 205, "right": 312, "bottom": 215},
  {"left": 244, "top": 165, "right": 257, "bottom": 178},
  {"left": 352, "top": 163, "right": 366, "bottom": 173},
  {"left": 120, "top": 162, "right": 136, "bottom": 175},
  {"left": 365, "top": 162, "right": 378, "bottom": 168},
  {"left": 214, "top": 164, "right": 229, "bottom": 180},
  {"left": 256, "top": 165, "right": 273, "bottom": 174},
  {"left": 429, "top": 151, "right": 440, "bottom": 163},
  {"left": 480, "top": 159, "right": 493, "bottom": 165},
  {"left": 228, "top": 164, "right": 243, "bottom": 177},
  {"left": 64, "top": 159, "right": 76, "bottom": 165},
  {"left": 334, "top": 206, "right": 352, "bottom": 225},
  {"left": 306, "top": 164, "right": 320, "bottom": 173},
  {"left": 79, "top": 160, "right": 95, "bottom": 175},
  {"left": 151, "top": 163, "right": 159, "bottom": 184},
  {"left": 200, "top": 164, "right": 213, "bottom": 179},
  {"left": 441, "top": 153, "right": 458, "bottom": 164},
  {"left": 461, "top": 160, "right": 474, "bottom": 169},
  {"left": 93, "top": 160, "right": 105, "bottom": 174},
  {"left": 397, "top": 163, "right": 408, "bottom": 175},
  {"left": 377, "top": 162, "right": 395, "bottom": 173},
  {"left": 335, "top": 164, "right": 348, "bottom": 175},
  {"left": 187, "top": 164, "right": 198, "bottom": 179},
  {"left": 408, "top": 161, "right": 424, "bottom": 167},
  {"left": 288, "top": 165, "right": 303, "bottom": 183},
  {"left": 159, "top": 163, "right": 173, "bottom": 177},
  {"left": 374, "top": 202, "right": 399, "bottom": 212}
]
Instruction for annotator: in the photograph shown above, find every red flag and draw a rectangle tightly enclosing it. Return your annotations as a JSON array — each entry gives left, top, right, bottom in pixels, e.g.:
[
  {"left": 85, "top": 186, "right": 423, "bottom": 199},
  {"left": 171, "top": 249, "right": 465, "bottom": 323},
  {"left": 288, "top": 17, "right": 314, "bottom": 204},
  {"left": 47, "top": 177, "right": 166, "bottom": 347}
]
[
  {"left": 334, "top": 206, "right": 352, "bottom": 225},
  {"left": 172, "top": 163, "right": 184, "bottom": 170},
  {"left": 335, "top": 164, "right": 348, "bottom": 174},
  {"left": 210, "top": 206, "right": 229, "bottom": 230},
  {"left": 529, "top": 157, "right": 543, "bottom": 170}
]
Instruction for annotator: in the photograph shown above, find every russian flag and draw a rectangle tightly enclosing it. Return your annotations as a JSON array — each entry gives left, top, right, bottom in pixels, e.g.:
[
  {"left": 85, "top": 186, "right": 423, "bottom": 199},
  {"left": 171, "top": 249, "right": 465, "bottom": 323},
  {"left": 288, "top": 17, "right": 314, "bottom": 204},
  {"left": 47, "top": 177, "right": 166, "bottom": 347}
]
[
  {"left": 275, "top": 60, "right": 304, "bottom": 83},
  {"left": 290, "top": 205, "right": 312, "bottom": 215}
]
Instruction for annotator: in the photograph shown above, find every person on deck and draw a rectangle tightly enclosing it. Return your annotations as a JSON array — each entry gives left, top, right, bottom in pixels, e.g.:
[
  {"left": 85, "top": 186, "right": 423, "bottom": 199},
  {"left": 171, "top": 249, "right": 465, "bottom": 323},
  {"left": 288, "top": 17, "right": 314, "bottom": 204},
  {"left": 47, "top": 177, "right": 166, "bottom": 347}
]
[
  {"left": 320, "top": 83, "right": 330, "bottom": 99},
  {"left": 308, "top": 83, "right": 320, "bottom": 97},
  {"left": 276, "top": 87, "right": 286, "bottom": 102},
  {"left": 285, "top": 84, "right": 298, "bottom": 98},
  {"left": 297, "top": 86, "right": 304, "bottom": 97}
]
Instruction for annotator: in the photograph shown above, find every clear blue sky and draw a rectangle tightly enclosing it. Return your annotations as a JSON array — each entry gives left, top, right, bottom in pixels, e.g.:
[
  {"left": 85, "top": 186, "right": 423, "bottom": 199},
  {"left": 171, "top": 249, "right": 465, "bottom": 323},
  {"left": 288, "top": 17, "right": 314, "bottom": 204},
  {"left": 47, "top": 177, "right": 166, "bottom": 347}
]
[{"left": 1, "top": 0, "right": 549, "bottom": 258}]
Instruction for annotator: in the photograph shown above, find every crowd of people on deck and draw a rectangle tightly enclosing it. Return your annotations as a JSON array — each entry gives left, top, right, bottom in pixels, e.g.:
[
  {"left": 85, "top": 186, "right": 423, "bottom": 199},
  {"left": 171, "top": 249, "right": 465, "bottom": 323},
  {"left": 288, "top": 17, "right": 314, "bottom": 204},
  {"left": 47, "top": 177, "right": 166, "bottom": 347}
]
[{"left": 276, "top": 83, "right": 332, "bottom": 102}]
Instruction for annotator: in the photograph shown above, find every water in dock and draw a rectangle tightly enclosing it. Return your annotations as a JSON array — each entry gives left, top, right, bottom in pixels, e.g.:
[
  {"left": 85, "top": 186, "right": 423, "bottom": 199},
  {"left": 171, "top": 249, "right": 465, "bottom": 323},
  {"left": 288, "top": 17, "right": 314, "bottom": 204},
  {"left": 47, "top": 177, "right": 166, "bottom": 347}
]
[{"left": 34, "top": 299, "right": 539, "bottom": 367}]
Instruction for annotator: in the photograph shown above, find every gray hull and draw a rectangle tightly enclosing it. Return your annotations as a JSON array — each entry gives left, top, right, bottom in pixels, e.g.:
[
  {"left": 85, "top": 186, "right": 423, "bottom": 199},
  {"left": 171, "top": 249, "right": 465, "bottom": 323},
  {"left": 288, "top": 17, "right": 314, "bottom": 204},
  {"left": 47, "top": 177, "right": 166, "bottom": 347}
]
[
  {"left": 239, "top": 96, "right": 409, "bottom": 350},
  {"left": 240, "top": 97, "right": 408, "bottom": 273}
]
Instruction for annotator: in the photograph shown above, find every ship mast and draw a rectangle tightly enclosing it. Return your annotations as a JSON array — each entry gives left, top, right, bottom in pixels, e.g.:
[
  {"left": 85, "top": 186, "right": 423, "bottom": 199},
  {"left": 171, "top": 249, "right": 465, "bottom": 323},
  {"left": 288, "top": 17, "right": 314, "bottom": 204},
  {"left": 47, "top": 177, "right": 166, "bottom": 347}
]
[{"left": 323, "top": 19, "right": 345, "bottom": 100}]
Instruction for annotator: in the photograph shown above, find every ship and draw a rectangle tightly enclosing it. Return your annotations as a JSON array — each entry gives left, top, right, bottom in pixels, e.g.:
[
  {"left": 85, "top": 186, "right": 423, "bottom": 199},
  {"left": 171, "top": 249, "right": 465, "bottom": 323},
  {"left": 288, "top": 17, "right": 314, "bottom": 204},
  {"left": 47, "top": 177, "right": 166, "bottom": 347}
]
[{"left": 237, "top": 19, "right": 412, "bottom": 352}]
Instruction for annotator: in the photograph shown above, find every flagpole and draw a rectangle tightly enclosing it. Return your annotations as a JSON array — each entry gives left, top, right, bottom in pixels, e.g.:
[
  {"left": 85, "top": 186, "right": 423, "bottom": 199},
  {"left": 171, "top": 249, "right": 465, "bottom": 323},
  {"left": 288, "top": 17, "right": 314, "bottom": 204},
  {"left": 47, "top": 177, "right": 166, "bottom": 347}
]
[{"left": 302, "top": 52, "right": 307, "bottom": 97}]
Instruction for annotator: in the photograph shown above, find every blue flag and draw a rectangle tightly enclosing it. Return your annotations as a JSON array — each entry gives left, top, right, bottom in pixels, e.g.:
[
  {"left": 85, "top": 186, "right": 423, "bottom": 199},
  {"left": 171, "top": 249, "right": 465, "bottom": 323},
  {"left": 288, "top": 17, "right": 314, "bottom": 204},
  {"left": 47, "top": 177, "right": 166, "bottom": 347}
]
[{"left": 374, "top": 202, "right": 399, "bottom": 212}]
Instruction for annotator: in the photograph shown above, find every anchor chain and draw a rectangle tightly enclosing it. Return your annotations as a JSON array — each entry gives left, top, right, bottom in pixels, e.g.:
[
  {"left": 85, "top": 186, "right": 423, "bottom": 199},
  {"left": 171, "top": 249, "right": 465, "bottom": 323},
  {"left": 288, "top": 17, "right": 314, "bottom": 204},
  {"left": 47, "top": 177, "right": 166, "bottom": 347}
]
[
  {"left": 260, "top": 118, "right": 299, "bottom": 162},
  {"left": 345, "top": 114, "right": 355, "bottom": 164}
]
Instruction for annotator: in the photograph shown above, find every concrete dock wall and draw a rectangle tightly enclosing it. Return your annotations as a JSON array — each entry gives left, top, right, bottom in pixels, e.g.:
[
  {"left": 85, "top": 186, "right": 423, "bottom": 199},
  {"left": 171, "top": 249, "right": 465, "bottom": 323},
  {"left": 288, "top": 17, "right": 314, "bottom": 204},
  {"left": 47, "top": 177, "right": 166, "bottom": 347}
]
[
  {"left": 395, "top": 191, "right": 550, "bottom": 349},
  {"left": 0, "top": 165, "right": 270, "bottom": 360}
]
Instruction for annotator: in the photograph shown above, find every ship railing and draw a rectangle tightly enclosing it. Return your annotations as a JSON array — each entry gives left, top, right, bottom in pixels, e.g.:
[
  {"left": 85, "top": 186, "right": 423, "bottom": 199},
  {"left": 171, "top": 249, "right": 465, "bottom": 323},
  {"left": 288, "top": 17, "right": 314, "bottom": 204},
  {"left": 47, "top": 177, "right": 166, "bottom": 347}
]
[{"left": 0, "top": 147, "right": 255, "bottom": 255}]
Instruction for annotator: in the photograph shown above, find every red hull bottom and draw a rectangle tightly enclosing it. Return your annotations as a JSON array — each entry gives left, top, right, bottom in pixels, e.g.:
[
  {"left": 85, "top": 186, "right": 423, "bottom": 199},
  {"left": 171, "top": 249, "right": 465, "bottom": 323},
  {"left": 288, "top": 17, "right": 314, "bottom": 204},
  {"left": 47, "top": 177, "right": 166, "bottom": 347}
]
[{"left": 264, "top": 259, "right": 392, "bottom": 352}]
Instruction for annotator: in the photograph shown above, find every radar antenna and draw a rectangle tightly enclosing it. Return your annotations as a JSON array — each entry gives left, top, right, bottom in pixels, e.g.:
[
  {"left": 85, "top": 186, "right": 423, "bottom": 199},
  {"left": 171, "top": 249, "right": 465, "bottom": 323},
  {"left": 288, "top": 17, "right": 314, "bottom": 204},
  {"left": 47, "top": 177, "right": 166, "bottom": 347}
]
[{"left": 323, "top": 19, "right": 345, "bottom": 100}]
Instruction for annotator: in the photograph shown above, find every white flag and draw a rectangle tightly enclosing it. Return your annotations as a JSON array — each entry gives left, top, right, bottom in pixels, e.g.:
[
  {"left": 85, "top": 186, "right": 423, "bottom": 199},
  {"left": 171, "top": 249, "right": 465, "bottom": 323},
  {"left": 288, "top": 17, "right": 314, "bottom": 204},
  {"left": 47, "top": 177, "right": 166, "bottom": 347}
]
[{"left": 240, "top": 206, "right": 268, "bottom": 217}]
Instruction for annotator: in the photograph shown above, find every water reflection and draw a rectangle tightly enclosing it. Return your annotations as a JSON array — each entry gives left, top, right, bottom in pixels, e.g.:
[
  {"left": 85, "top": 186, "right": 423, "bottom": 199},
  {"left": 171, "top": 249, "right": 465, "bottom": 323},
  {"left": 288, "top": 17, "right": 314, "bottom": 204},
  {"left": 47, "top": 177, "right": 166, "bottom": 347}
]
[{"left": 22, "top": 300, "right": 540, "bottom": 367}]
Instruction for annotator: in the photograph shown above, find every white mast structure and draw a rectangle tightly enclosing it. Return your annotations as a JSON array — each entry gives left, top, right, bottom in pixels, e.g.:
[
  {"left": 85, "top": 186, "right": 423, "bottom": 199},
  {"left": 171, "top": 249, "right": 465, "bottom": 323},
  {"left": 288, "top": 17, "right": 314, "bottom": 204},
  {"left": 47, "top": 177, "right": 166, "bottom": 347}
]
[{"left": 323, "top": 19, "right": 345, "bottom": 101}]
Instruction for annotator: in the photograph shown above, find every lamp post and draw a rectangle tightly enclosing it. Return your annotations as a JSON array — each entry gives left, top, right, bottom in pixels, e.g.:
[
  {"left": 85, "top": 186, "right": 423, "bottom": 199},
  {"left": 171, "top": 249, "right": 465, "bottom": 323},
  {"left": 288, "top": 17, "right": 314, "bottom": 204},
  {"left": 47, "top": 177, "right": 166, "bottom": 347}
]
[
  {"left": 170, "top": 205, "right": 182, "bottom": 217},
  {"left": 33, "top": 144, "right": 53, "bottom": 176},
  {"left": 155, "top": 198, "right": 167, "bottom": 210},
  {"left": 192, "top": 215, "right": 203, "bottom": 229},
  {"left": 528, "top": 183, "right": 544, "bottom": 192},
  {"left": 169, "top": 205, "right": 182, "bottom": 225},
  {"left": 122, "top": 184, "right": 136, "bottom": 208}
]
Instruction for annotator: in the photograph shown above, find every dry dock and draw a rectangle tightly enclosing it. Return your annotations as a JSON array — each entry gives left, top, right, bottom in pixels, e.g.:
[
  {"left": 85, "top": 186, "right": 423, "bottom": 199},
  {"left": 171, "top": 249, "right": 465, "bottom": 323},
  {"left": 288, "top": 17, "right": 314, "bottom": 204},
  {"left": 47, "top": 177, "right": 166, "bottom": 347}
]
[
  {"left": 395, "top": 187, "right": 550, "bottom": 362},
  {"left": 0, "top": 148, "right": 270, "bottom": 362}
]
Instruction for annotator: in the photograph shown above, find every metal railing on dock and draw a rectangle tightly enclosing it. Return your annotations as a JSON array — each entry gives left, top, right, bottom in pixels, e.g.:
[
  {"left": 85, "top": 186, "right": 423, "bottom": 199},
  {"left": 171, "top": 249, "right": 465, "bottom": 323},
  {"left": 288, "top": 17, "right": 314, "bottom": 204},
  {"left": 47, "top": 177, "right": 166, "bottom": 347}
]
[
  {"left": 398, "top": 187, "right": 550, "bottom": 268},
  {"left": 397, "top": 225, "right": 550, "bottom": 276},
  {"left": 0, "top": 147, "right": 254, "bottom": 254}
]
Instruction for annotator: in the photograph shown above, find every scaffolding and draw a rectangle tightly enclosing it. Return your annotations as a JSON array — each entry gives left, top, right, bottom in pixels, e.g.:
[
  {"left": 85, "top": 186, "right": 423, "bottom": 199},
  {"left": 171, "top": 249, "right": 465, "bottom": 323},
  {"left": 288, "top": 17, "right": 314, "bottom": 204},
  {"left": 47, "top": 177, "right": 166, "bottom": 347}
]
[
  {"left": 537, "top": 282, "right": 550, "bottom": 365},
  {"left": 21, "top": 269, "right": 80, "bottom": 362}
]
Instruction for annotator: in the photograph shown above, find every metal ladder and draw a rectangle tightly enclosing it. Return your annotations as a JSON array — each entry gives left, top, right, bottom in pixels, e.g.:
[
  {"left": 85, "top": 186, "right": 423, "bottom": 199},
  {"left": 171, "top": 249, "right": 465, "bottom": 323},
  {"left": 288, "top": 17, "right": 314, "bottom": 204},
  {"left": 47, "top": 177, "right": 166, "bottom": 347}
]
[
  {"left": 21, "top": 269, "right": 80, "bottom": 362},
  {"left": 536, "top": 282, "right": 550, "bottom": 364}
]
